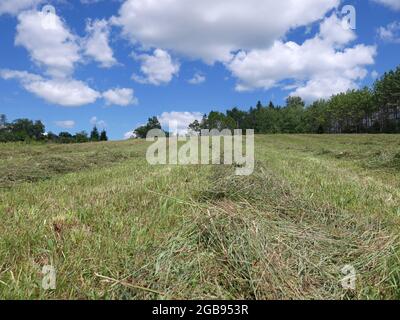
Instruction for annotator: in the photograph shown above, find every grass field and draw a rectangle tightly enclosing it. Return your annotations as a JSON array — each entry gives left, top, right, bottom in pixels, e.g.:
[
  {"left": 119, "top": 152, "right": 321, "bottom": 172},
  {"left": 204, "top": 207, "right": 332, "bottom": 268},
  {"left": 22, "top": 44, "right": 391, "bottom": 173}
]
[{"left": 0, "top": 135, "right": 399, "bottom": 299}]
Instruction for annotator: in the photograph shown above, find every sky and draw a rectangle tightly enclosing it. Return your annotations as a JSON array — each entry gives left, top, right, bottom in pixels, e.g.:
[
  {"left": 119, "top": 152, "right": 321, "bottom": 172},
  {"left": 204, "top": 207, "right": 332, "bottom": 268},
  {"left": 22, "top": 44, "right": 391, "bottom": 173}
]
[{"left": 0, "top": 0, "right": 399, "bottom": 140}]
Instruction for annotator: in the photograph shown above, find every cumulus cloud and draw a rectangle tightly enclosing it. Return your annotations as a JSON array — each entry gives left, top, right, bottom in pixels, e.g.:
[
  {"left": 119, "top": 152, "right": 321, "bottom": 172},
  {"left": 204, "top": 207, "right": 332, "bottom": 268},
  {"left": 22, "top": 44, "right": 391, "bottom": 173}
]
[
  {"left": 2, "top": 9, "right": 138, "bottom": 108},
  {"left": 227, "top": 15, "right": 376, "bottom": 101},
  {"left": 372, "top": 0, "right": 400, "bottom": 11},
  {"left": 188, "top": 73, "right": 206, "bottom": 85},
  {"left": 55, "top": 120, "right": 75, "bottom": 129},
  {"left": 378, "top": 21, "right": 400, "bottom": 43},
  {"left": 132, "top": 49, "right": 180, "bottom": 85},
  {"left": 158, "top": 111, "right": 203, "bottom": 135},
  {"left": 15, "top": 10, "right": 81, "bottom": 78},
  {"left": 291, "top": 77, "right": 359, "bottom": 102},
  {"left": 371, "top": 70, "right": 379, "bottom": 79},
  {"left": 1, "top": 1, "right": 380, "bottom": 108},
  {"left": 1, "top": 69, "right": 140, "bottom": 107},
  {"left": 83, "top": 19, "right": 117, "bottom": 68},
  {"left": 81, "top": 0, "right": 104, "bottom": 4},
  {"left": 123, "top": 130, "right": 136, "bottom": 140},
  {"left": 0, "top": 0, "right": 44, "bottom": 16},
  {"left": 25, "top": 79, "right": 100, "bottom": 106},
  {"left": 90, "top": 116, "right": 107, "bottom": 128},
  {"left": 0, "top": 70, "right": 100, "bottom": 107},
  {"left": 114, "top": 0, "right": 340, "bottom": 63},
  {"left": 102, "top": 88, "right": 138, "bottom": 106},
  {"left": 16, "top": 9, "right": 118, "bottom": 74}
]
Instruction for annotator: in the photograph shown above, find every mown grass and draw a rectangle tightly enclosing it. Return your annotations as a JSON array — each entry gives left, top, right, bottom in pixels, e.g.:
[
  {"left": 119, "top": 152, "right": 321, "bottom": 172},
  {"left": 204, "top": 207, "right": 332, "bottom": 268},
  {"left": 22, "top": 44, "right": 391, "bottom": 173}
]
[
  {"left": 0, "top": 141, "right": 146, "bottom": 188},
  {"left": 0, "top": 135, "right": 399, "bottom": 299}
]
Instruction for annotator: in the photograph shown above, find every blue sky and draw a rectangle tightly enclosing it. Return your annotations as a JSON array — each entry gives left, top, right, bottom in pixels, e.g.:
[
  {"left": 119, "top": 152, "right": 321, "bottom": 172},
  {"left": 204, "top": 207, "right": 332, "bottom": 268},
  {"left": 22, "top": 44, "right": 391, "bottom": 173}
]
[{"left": 0, "top": 0, "right": 399, "bottom": 140}]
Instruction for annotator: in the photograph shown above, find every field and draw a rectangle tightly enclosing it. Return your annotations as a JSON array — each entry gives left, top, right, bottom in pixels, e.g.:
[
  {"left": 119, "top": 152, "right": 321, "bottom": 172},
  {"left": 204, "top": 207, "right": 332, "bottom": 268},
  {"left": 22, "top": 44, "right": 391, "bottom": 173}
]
[{"left": 0, "top": 135, "right": 399, "bottom": 300}]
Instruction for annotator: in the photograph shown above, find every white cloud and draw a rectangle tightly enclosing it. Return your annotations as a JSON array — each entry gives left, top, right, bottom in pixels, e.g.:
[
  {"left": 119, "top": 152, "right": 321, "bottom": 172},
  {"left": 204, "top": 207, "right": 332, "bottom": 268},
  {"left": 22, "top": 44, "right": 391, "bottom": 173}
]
[
  {"left": 378, "top": 21, "right": 400, "bottom": 43},
  {"left": 371, "top": 70, "right": 379, "bottom": 79},
  {"left": 188, "top": 73, "right": 206, "bottom": 85},
  {"left": 1, "top": 70, "right": 140, "bottom": 107},
  {"left": 81, "top": 0, "right": 104, "bottom": 4},
  {"left": 0, "top": 70, "right": 42, "bottom": 82},
  {"left": 15, "top": 10, "right": 81, "bottom": 78},
  {"left": 132, "top": 49, "right": 180, "bottom": 85},
  {"left": 0, "top": 70, "right": 100, "bottom": 107},
  {"left": 24, "top": 78, "right": 99, "bottom": 107},
  {"left": 90, "top": 116, "right": 107, "bottom": 128},
  {"left": 372, "top": 0, "right": 400, "bottom": 11},
  {"left": 124, "top": 130, "right": 137, "bottom": 140},
  {"left": 5, "top": 10, "right": 139, "bottom": 108},
  {"left": 55, "top": 120, "right": 75, "bottom": 129},
  {"left": 83, "top": 19, "right": 117, "bottom": 68},
  {"left": 158, "top": 111, "right": 203, "bottom": 135},
  {"left": 0, "top": 0, "right": 44, "bottom": 16},
  {"left": 291, "top": 77, "right": 358, "bottom": 102},
  {"left": 102, "top": 88, "right": 138, "bottom": 106},
  {"left": 226, "top": 15, "right": 376, "bottom": 101},
  {"left": 114, "top": 0, "right": 340, "bottom": 63},
  {"left": 90, "top": 116, "right": 98, "bottom": 125}
]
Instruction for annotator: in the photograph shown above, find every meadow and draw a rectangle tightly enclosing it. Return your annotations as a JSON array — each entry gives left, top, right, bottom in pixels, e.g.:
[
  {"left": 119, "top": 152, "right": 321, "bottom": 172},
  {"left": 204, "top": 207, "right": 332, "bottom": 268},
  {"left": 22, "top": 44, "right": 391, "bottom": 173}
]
[{"left": 0, "top": 135, "right": 399, "bottom": 299}]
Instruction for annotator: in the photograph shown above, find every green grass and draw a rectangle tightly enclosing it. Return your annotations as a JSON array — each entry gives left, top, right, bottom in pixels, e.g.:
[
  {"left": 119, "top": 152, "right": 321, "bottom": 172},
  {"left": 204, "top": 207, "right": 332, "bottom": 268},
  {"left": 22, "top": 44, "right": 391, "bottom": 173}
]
[{"left": 0, "top": 135, "right": 399, "bottom": 299}]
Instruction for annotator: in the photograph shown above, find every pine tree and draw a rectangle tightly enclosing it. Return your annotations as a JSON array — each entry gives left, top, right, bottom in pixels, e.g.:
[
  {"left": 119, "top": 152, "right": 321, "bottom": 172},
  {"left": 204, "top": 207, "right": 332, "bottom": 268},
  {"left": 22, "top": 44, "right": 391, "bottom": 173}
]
[
  {"left": 90, "top": 126, "right": 100, "bottom": 141},
  {"left": 0, "top": 114, "right": 6, "bottom": 127},
  {"left": 100, "top": 130, "right": 108, "bottom": 141}
]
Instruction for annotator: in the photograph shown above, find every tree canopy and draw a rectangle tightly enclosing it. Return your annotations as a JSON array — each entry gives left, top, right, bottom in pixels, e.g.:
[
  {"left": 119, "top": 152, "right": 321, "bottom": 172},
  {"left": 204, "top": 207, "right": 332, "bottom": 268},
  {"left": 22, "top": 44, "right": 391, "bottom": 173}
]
[
  {"left": 188, "top": 65, "right": 400, "bottom": 135},
  {"left": 1, "top": 65, "right": 400, "bottom": 143},
  {"left": 0, "top": 117, "right": 109, "bottom": 144},
  {"left": 134, "top": 116, "right": 163, "bottom": 138}
]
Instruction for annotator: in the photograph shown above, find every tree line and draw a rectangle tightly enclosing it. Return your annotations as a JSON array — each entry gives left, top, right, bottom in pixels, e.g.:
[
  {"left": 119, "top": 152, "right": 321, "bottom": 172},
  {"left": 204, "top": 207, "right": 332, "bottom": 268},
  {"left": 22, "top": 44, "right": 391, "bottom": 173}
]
[
  {"left": 0, "top": 116, "right": 108, "bottom": 143},
  {"left": 2, "top": 65, "right": 399, "bottom": 142},
  {"left": 188, "top": 65, "right": 400, "bottom": 134}
]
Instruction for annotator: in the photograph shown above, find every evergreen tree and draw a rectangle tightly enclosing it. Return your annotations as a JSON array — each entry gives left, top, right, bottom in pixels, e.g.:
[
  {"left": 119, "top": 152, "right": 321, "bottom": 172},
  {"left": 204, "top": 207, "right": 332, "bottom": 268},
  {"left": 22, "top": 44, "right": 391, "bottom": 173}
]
[
  {"left": 227, "top": 107, "right": 247, "bottom": 129},
  {"left": 305, "top": 99, "right": 329, "bottom": 133},
  {"left": 100, "top": 130, "right": 108, "bottom": 141},
  {"left": 0, "top": 114, "right": 6, "bottom": 128},
  {"left": 90, "top": 126, "right": 100, "bottom": 141},
  {"left": 199, "top": 114, "right": 208, "bottom": 130},
  {"left": 374, "top": 67, "right": 400, "bottom": 132}
]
